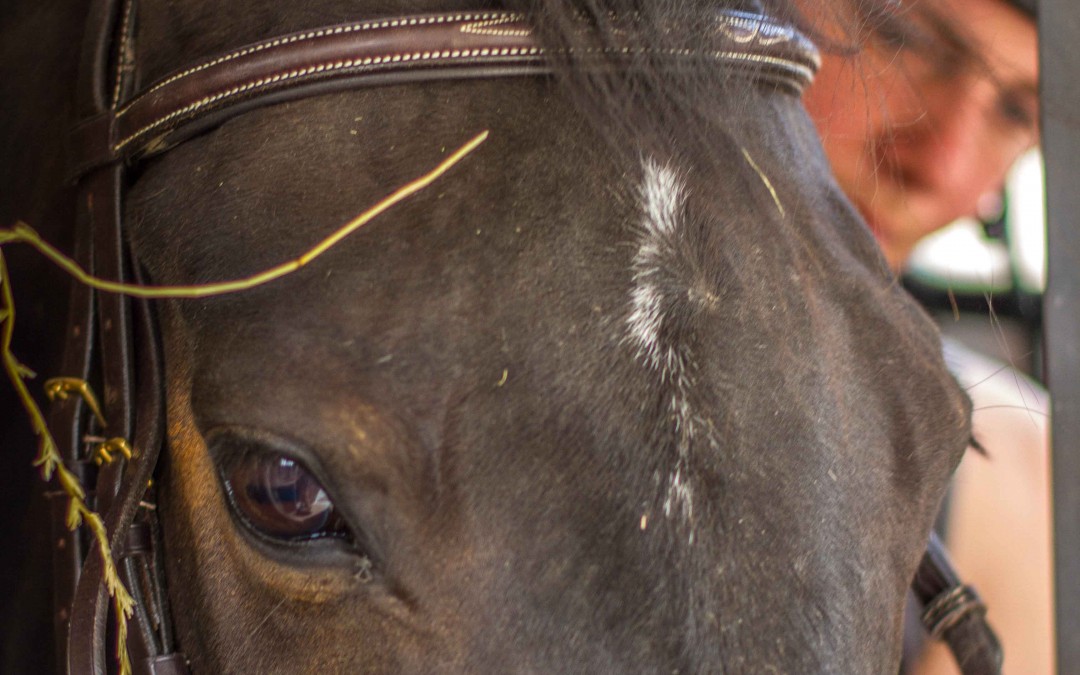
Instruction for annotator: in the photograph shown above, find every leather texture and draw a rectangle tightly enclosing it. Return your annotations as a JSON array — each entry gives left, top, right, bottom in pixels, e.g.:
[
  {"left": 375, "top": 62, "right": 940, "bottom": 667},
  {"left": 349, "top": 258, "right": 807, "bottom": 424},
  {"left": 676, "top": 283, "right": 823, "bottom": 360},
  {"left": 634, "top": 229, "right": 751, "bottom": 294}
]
[
  {"left": 46, "top": 193, "right": 95, "bottom": 674},
  {"left": 912, "top": 533, "right": 1004, "bottom": 674},
  {"left": 68, "top": 9, "right": 820, "bottom": 177}
]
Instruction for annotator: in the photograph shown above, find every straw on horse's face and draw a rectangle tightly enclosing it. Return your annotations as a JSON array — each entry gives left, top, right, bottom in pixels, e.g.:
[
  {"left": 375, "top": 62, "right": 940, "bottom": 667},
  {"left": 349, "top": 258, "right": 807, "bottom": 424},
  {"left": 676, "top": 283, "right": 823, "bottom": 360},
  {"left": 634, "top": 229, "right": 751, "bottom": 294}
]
[
  {"left": 127, "top": 84, "right": 970, "bottom": 675},
  {"left": 0, "top": 0, "right": 974, "bottom": 672}
]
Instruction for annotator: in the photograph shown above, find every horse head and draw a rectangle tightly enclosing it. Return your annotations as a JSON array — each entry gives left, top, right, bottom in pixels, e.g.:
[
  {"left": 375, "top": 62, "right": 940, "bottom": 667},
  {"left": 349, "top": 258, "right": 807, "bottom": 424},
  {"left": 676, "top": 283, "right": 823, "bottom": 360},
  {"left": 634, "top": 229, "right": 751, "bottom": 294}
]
[{"left": 2, "top": 0, "right": 975, "bottom": 672}]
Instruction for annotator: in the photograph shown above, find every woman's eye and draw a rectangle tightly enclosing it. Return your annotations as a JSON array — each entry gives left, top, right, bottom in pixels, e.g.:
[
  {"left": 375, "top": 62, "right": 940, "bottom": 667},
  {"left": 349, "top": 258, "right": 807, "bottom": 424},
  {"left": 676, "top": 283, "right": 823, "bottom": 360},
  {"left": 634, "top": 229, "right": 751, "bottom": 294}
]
[
  {"left": 223, "top": 451, "right": 351, "bottom": 542},
  {"left": 996, "top": 93, "right": 1037, "bottom": 133}
]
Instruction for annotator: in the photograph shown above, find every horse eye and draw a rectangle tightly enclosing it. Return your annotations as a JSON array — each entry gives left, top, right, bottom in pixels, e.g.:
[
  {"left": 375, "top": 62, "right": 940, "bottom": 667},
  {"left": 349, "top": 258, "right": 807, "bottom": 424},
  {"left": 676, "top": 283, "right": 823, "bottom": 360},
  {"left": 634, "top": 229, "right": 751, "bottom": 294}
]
[{"left": 222, "top": 451, "right": 350, "bottom": 542}]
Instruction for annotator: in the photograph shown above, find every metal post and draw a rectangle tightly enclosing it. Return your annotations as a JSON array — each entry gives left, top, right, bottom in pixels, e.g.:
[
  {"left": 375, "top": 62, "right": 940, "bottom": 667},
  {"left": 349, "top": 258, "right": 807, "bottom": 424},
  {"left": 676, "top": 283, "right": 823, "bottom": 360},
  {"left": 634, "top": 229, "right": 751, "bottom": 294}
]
[{"left": 1040, "top": 1, "right": 1080, "bottom": 671}]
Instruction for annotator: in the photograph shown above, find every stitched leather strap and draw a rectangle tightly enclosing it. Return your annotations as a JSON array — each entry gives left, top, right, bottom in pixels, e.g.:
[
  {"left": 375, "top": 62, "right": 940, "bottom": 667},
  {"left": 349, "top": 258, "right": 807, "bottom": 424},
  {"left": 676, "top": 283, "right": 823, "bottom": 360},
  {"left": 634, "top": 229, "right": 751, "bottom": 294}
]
[
  {"left": 912, "top": 533, "right": 1003, "bottom": 674},
  {"left": 63, "top": 0, "right": 126, "bottom": 665},
  {"left": 68, "top": 9, "right": 820, "bottom": 177},
  {"left": 65, "top": 0, "right": 189, "bottom": 672},
  {"left": 46, "top": 189, "right": 96, "bottom": 674},
  {"left": 65, "top": 205, "right": 178, "bottom": 675}
]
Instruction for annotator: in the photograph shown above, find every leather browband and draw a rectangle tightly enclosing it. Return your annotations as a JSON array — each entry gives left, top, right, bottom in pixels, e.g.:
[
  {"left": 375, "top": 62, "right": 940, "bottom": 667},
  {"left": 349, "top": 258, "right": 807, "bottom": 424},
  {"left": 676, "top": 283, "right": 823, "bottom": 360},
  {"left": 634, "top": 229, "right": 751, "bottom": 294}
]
[{"left": 69, "top": 10, "right": 820, "bottom": 179}]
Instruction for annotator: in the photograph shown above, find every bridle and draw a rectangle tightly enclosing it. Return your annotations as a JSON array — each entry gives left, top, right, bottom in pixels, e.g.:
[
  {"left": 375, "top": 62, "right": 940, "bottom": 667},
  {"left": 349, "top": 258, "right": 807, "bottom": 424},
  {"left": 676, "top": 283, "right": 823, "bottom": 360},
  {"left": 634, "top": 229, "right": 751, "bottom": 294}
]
[{"left": 49, "top": 1, "right": 997, "bottom": 673}]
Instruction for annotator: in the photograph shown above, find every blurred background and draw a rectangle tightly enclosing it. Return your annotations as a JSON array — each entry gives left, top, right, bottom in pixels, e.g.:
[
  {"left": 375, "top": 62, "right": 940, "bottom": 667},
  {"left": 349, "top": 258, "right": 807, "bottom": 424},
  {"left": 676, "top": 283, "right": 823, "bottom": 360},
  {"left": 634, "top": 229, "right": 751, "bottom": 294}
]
[{"left": 904, "top": 149, "right": 1046, "bottom": 381}]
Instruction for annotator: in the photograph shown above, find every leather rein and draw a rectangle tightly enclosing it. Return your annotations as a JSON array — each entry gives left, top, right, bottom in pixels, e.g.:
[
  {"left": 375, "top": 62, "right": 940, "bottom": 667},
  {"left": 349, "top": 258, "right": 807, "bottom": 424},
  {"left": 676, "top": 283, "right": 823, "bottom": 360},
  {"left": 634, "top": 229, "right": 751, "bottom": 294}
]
[{"left": 53, "top": 1, "right": 997, "bottom": 673}]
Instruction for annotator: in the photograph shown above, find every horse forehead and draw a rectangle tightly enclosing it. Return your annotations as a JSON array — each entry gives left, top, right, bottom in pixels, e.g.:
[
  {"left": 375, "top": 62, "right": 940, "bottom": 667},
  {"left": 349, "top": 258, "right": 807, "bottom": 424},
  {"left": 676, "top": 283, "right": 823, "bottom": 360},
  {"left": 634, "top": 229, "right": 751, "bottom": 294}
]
[
  {"left": 172, "top": 138, "right": 968, "bottom": 519},
  {"left": 127, "top": 77, "right": 970, "bottom": 670},
  {"left": 151, "top": 95, "right": 968, "bottom": 466}
]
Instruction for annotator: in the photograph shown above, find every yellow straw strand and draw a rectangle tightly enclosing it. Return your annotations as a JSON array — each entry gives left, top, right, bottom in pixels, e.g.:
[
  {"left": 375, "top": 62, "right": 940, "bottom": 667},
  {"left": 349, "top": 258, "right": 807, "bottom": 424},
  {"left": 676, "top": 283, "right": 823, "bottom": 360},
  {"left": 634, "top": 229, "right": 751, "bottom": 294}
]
[
  {"left": 0, "top": 132, "right": 488, "bottom": 675},
  {"left": 740, "top": 147, "right": 785, "bottom": 218},
  {"left": 2, "top": 130, "right": 488, "bottom": 300},
  {"left": 0, "top": 251, "right": 133, "bottom": 675},
  {"left": 45, "top": 377, "right": 108, "bottom": 428}
]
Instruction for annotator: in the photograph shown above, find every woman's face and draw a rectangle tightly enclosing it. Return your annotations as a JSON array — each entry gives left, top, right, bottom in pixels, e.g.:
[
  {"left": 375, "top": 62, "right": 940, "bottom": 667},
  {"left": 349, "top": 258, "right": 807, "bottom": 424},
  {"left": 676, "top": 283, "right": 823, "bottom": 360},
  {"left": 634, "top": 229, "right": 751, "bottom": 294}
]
[{"left": 803, "top": 0, "right": 1038, "bottom": 270}]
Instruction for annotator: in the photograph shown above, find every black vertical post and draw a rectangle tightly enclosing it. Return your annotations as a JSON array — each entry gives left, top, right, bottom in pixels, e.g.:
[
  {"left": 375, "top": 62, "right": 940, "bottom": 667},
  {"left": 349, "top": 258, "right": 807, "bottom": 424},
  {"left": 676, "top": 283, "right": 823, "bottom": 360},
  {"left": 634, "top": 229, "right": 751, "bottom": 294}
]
[{"left": 1041, "top": 1, "right": 1080, "bottom": 671}]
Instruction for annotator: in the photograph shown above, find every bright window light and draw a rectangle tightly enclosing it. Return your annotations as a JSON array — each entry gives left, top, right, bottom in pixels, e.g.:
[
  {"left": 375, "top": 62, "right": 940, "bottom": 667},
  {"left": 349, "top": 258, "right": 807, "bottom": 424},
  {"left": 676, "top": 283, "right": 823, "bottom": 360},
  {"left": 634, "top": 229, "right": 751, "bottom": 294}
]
[
  {"left": 905, "top": 148, "right": 1046, "bottom": 295},
  {"left": 1008, "top": 149, "right": 1047, "bottom": 293}
]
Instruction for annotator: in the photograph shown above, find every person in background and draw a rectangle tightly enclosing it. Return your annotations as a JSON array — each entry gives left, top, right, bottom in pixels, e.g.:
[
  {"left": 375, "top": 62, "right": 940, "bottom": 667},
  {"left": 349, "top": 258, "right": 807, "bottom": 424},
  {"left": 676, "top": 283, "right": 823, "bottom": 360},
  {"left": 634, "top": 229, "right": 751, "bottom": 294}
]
[{"left": 802, "top": 0, "right": 1051, "bottom": 672}]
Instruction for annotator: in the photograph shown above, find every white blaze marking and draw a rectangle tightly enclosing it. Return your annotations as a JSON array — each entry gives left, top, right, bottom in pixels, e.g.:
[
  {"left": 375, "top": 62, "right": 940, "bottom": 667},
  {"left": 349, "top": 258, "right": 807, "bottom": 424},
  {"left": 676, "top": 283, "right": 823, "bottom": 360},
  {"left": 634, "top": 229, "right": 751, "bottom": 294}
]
[
  {"left": 627, "top": 159, "right": 697, "bottom": 531},
  {"left": 627, "top": 159, "right": 686, "bottom": 377},
  {"left": 662, "top": 466, "right": 694, "bottom": 521}
]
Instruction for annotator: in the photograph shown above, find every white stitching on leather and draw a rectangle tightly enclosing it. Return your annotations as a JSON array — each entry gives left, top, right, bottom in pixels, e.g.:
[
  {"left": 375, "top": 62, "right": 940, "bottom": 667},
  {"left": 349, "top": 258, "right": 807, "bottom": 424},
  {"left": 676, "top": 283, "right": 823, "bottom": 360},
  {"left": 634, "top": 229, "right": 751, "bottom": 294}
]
[
  {"left": 116, "top": 12, "right": 524, "bottom": 116},
  {"left": 112, "top": 7, "right": 818, "bottom": 155},
  {"left": 110, "top": 0, "right": 137, "bottom": 110},
  {"left": 113, "top": 45, "right": 812, "bottom": 154},
  {"left": 459, "top": 16, "right": 534, "bottom": 38},
  {"left": 118, "top": 10, "right": 815, "bottom": 118},
  {"left": 113, "top": 46, "right": 542, "bottom": 152}
]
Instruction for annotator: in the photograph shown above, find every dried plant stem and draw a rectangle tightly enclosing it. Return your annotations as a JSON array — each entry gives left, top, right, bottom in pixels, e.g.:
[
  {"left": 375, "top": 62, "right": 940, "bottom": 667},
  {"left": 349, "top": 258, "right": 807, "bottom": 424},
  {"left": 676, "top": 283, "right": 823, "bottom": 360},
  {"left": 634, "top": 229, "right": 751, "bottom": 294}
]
[
  {"left": 0, "top": 251, "right": 135, "bottom": 675},
  {"left": 0, "top": 130, "right": 488, "bottom": 299},
  {"left": 0, "top": 131, "right": 488, "bottom": 675}
]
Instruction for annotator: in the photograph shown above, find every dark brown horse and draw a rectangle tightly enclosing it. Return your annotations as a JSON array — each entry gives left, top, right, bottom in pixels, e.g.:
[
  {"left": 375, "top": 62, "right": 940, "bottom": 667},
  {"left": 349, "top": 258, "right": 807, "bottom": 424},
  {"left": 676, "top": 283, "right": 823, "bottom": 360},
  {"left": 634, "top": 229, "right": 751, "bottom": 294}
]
[{"left": 1, "top": 0, "right": 977, "bottom": 672}]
